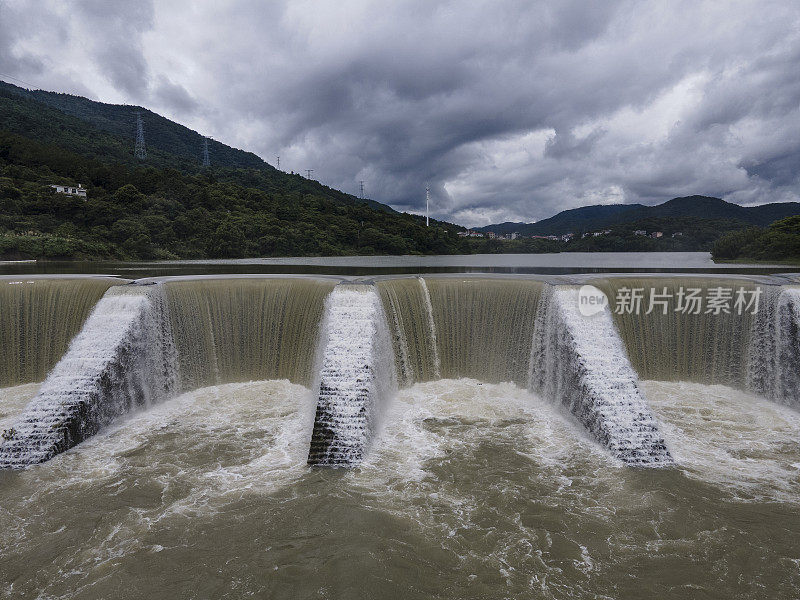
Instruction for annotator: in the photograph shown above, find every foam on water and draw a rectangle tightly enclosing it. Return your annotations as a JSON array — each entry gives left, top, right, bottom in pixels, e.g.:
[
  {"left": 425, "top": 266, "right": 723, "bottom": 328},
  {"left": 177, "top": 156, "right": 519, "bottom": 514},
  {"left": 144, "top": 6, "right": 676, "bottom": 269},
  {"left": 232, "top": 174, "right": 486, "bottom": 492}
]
[
  {"left": 2, "top": 380, "right": 800, "bottom": 598},
  {"left": 0, "top": 380, "right": 312, "bottom": 596},
  {"left": 345, "top": 380, "right": 637, "bottom": 595},
  {"left": 357, "top": 378, "right": 614, "bottom": 486},
  {"left": 645, "top": 380, "right": 800, "bottom": 503}
]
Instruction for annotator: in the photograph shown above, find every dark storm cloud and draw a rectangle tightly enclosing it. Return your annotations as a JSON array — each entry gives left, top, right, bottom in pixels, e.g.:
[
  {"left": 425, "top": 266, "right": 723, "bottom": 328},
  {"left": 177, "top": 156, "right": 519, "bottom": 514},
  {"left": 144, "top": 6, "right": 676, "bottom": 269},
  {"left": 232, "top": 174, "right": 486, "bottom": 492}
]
[{"left": 3, "top": 0, "right": 800, "bottom": 225}]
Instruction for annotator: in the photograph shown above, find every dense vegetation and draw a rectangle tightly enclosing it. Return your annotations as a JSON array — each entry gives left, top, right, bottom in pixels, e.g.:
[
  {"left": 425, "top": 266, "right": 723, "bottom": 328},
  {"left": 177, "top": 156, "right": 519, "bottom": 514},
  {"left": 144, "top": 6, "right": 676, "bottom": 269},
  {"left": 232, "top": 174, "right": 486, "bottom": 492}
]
[
  {"left": 0, "top": 132, "right": 472, "bottom": 259},
  {"left": 711, "top": 216, "right": 800, "bottom": 263}
]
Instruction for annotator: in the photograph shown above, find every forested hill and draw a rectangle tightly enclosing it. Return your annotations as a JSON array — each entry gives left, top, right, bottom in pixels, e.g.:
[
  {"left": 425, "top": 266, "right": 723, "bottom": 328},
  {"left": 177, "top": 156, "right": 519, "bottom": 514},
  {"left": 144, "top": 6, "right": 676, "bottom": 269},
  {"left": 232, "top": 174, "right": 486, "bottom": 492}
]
[
  {"left": 0, "top": 80, "right": 392, "bottom": 213},
  {"left": 478, "top": 196, "right": 800, "bottom": 236},
  {"left": 0, "top": 81, "right": 467, "bottom": 260}
]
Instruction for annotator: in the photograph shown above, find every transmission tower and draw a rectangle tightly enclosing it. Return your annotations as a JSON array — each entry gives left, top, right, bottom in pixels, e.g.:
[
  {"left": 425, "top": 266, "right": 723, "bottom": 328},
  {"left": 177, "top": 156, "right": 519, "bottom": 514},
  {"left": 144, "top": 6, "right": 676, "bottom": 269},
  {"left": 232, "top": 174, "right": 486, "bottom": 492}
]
[
  {"left": 134, "top": 112, "right": 146, "bottom": 160},
  {"left": 359, "top": 180, "right": 365, "bottom": 198},
  {"left": 202, "top": 137, "right": 210, "bottom": 167},
  {"left": 305, "top": 169, "right": 314, "bottom": 179},
  {"left": 276, "top": 155, "right": 280, "bottom": 170},
  {"left": 426, "top": 186, "right": 431, "bottom": 227}
]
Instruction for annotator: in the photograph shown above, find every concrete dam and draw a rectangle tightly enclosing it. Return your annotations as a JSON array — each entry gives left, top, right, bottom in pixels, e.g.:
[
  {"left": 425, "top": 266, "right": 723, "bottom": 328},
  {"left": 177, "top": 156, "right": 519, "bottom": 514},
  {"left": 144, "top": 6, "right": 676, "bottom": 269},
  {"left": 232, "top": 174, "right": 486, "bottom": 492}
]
[{"left": 2, "top": 274, "right": 798, "bottom": 469}]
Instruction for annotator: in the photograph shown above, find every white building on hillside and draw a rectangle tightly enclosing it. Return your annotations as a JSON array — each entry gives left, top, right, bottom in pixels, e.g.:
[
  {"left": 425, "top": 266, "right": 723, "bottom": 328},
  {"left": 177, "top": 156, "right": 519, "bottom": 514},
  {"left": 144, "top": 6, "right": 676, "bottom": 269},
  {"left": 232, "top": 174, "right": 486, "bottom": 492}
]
[{"left": 49, "top": 183, "right": 87, "bottom": 198}]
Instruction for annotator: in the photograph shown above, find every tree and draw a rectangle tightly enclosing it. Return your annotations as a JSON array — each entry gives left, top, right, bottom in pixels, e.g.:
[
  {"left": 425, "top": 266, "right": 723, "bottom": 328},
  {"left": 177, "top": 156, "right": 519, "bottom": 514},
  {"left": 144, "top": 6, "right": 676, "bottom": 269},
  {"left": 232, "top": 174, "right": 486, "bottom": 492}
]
[{"left": 208, "top": 219, "right": 246, "bottom": 258}]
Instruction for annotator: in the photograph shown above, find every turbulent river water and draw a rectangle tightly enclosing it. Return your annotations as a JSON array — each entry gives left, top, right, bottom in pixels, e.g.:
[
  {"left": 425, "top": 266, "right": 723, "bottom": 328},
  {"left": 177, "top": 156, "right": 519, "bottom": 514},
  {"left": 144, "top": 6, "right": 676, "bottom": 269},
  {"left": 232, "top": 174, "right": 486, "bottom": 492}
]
[{"left": 1, "top": 379, "right": 799, "bottom": 599}]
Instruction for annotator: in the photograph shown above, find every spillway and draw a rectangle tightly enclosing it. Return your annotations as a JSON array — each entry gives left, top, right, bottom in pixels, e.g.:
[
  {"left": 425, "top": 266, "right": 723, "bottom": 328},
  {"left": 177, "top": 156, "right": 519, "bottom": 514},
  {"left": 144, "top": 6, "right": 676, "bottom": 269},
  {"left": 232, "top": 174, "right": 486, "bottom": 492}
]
[
  {"left": 748, "top": 285, "right": 800, "bottom": 408},
  {"left": 0, "top": 285, "right": 177, "bottom": 468},
  {"left": 378, "top": 277, "right": 543, "bottom": 386},
  {"left": 308, "top": 284, "right": 395, "bottom": 466},
  {"left": 529, "top": 286, "right": 672, "bottom": 466},
  {"left": 165, "top": 278, "right": 335, "bottom": 389},
  {"left": 4, "top": 273, "right": 798, "bottom": 470},
  {"left": 0, "top": 277, "right": 124, "bottom": 387},
  {"left": 599, "top": 277, "right": 760, "bottom": 386}
]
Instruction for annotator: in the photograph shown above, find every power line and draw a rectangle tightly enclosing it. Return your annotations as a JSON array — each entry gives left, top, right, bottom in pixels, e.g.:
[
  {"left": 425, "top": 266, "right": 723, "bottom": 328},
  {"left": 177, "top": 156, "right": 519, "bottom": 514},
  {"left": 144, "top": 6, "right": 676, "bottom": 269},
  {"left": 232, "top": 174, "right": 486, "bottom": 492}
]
[{"left": 0, "top": 73, "right": 37, "bottom": 88}]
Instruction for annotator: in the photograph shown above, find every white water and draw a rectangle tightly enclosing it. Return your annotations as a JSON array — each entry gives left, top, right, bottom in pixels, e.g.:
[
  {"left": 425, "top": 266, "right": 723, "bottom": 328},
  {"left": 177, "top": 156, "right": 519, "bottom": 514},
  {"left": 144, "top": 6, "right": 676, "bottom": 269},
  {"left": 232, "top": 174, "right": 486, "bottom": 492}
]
[
  {"left": 357, "top": 379, "right": 612, "bottom": 486},
  {"left": 2, "top": 379, "right": 799, "bottom": 598},
  {"left": 529, "top": 286, "right": 672, "bottom": 466},
  {"left": 646, "top": 380, "right": 800, "bottom": 503},
  {"left": 308, "top": 285, "right": 396, "bottom": 465},
  {"left": 0, "top": 286, "right": 177, "bottom": 468},
  {"left": 748, "top": 286, "right": 800, "bottom": 409},
  {"left": 0, "top": 380, "right": 311, "bottom": 598}
]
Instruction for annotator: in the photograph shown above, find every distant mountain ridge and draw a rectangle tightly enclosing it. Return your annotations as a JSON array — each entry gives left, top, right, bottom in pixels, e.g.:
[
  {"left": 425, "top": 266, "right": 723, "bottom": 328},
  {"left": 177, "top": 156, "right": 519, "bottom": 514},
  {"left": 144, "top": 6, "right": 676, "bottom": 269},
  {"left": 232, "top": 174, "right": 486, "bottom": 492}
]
[{"left": 477, "top": 196, "right": 800, "bottom": 235}]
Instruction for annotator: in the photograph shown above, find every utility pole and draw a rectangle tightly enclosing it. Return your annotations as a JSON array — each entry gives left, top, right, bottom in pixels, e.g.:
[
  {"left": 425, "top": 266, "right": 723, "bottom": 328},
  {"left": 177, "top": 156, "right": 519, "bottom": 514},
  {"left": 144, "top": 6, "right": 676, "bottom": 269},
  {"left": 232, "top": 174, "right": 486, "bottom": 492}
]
[
  {"left": 305, "top": 169, "right": 314, "bottom": 179},
  {"left": 359, "top": 180, "right": 365, "bottom": 199},
  {"left": 134, "top": 112, "right": 146, "bottom": 160},
  {"left": 426, "top": 186, "right": 431, "bottom": 227},
  {"left": 202, "top": 137, "right": 210, "bottom": 167}
]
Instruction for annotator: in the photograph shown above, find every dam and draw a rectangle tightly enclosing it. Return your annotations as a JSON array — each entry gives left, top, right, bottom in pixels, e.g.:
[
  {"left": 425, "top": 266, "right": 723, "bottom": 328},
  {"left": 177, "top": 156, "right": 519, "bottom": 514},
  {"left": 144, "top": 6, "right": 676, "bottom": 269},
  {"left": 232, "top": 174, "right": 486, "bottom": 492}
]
[
  {"left": 2, "top": 274, "right": 798, "bottom": 467},
  {"left": 1, "top": 268, "right": 799, "bottom": 597}
]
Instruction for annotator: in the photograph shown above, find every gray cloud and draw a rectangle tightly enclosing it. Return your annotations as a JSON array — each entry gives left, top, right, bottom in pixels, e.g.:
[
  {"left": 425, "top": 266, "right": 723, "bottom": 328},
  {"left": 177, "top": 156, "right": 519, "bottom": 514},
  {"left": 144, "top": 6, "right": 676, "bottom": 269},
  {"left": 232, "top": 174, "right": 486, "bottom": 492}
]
[
  {"left": 73, "top": 0, "right": 154, "bottom": 99},
  {"left": 3, "top": 0, "right": 800, "bottom": 226},
  {"left": 153, "top": 76, "right": 198, "bottom": 115}
]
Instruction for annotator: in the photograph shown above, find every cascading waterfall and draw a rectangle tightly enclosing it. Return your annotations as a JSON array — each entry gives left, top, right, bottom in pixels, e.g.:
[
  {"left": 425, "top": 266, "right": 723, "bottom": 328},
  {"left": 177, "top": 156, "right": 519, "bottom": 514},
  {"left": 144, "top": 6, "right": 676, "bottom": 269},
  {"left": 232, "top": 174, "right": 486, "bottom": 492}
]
[
  {"left": 378, "top": 278, "right": 543, "bottom": 386},
  {"left": 7, "top": 274, "right": 796, "bottom": 470},
  {"left": 165, "top": 278, "right": 336, "bottom": 390},
  {"left": 599, "top": 277, "right": 760, "bottom": 386},
  {"left": 529, "top": 286, "right": 672, "bottom": 466},
  {"left": 0, "top": 277, "right": 124, "bottom": 387},
  {"left": 308, "top": 284, "right": 395, "bottom": 466},
  {"left": 377, "top": 278, "right": 437, "bottom": 385},
  {"left": 0, "top": 284, "right": 177, "bottom": 468},
  {"left": 747, "top": 286, "right": 800, "bottom": 408}
]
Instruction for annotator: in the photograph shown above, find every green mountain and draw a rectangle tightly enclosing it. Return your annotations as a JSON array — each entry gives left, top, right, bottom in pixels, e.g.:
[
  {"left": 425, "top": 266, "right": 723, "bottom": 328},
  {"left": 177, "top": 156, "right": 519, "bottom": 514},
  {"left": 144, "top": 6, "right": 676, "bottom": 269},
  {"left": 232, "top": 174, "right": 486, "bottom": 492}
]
[
  {"left": 478, "top": 196, "right": 800, "bottom": 236},
  {"left": 0, "top": 80, "right": 466, "bottom": 260},
  {"left": 0, "top": 80, "right": 393, "bottom": 213}
]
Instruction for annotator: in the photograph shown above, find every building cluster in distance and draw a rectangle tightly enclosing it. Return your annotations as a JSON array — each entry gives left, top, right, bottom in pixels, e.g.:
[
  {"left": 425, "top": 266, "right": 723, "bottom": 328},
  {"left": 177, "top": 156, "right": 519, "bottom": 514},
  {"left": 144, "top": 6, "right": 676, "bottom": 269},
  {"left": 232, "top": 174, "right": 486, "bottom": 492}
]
[
  {"left": 457, "top": 230, "right": 576, "bottom": 241},
  {"left": 458, "top": 228, "right": 683, "bottom": 241}
]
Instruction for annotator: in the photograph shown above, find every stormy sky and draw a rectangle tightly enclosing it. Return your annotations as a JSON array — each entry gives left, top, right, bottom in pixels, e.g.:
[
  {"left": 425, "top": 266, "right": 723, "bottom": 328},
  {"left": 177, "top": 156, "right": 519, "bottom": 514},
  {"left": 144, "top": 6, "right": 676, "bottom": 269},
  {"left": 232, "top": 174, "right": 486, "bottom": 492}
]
[{"left": 1, "top": 0, "right": 799, "bottom": 226}]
